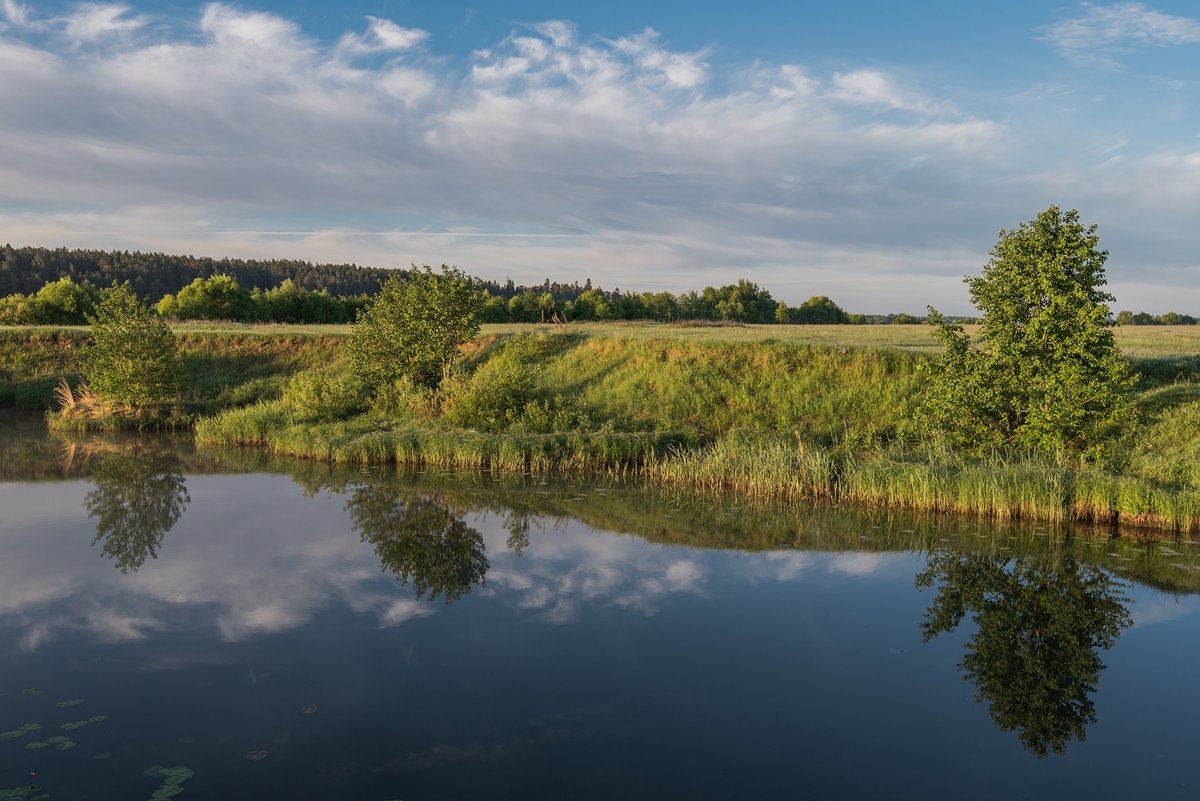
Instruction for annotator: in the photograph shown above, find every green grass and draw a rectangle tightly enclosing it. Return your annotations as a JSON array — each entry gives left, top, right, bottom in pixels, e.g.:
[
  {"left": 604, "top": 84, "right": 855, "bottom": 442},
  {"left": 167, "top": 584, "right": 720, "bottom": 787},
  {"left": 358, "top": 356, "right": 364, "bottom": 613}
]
[
  {"left": 7, "top": 323, "right": 1200, "bottom": 537},
  {"left": 7, "top": 321, "right": 1199, "bottom": 355},
  {"left": 0, "top": 328, "right": 344, "bottom": 411}
]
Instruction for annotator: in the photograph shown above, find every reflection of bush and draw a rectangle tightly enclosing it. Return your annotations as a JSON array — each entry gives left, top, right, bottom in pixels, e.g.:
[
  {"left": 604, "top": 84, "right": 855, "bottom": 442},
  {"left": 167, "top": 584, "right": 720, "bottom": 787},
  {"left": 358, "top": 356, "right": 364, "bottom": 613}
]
[
  {"left": 347, "top": 485, "right": 488, "bottom": 603},
  {"left": 85, "top": 450, "right": 190, "bottom": 573},
  {"left": 917, "top": 552, "right": 1131, "bottom": 757}
]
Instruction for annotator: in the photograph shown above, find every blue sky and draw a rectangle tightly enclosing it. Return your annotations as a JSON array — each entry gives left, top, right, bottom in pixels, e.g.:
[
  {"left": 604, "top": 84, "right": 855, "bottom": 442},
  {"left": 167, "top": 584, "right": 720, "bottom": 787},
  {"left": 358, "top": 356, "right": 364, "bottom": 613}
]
[{"left": 1, "top": 1, "right": 1198, "bottom": 312}]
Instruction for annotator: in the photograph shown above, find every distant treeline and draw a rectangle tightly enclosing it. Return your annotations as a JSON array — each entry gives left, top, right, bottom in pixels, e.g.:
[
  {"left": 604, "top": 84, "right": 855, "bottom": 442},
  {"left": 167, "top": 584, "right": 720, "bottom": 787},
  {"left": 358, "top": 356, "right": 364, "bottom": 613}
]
[
  {"left": 7, "top": 243, "right": 1189, "bottom": 327},
  {"left": 0, "top": 245, "right": 392, "bottom": 298},
  {"left": 1115, "top": 310, "right": 1199, "bottom": 326}
]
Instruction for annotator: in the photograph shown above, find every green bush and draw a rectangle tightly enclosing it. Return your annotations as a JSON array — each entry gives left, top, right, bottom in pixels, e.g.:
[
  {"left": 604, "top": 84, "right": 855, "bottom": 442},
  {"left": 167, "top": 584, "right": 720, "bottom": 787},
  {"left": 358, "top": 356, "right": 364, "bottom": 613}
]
[
  {"left": 369, "top": 376, "right": 440, "bottom": 420},
  {"left": 85, "top": 283, "right": 180, "bottom": 409},
  {"left": 443, "top": 349, "right": 534, "bottom": 432},
  {"left": 282, "top": 370, "right": 368, "bottom": 422}
]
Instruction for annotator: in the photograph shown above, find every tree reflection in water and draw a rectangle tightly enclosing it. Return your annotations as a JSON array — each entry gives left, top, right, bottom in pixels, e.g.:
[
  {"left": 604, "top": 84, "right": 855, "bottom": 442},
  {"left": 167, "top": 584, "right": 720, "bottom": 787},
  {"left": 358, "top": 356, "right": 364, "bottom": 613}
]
[
  {"left": 916, "top": 551, "right": 1131, "bottom": 757},
  {"left": 347, "top": 485, "right": 489, "bottom": 603},
  {"left": 84, "top": 450, "right": 190, "bottom": 573}
]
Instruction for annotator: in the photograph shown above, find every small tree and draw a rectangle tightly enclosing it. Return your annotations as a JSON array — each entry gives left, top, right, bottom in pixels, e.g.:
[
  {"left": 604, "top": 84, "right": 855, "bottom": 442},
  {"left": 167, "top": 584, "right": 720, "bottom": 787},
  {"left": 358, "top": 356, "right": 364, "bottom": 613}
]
[
  {"left": 350, "top": 265, "right": 484, "bottom": 389},
  {"left": 921, "top": 206, "right": 1135, "bottom": 457},
  {"left": 85, "top": 282, "right": 181, "bottom": 409}
]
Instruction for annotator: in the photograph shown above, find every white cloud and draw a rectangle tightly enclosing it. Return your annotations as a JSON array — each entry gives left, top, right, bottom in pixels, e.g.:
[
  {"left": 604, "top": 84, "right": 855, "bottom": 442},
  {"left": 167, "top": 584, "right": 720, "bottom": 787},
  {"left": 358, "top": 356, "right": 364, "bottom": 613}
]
[
  {"left": 830, "top": 70, "right": 951, "bottom": 115},
  {"left": 337, "top": 15, "right": 429, "bottom": 57},
  {"left": 366, "top": 16, "right": 428, "bottom": 51},
  {"left": 1040, "top": 2, "right": 1200, "bottom": 65},
  {"left": 61, "top": 3, "right": 144, "bottom": 43},
  {"left": 1, "top": 0, "right": 29, "bottom": 27},
  {"left": 829, "top": 553, "right": 887, "bottom": 576},
  {"left": 611, "top": 28, "right": 709, "bottom": 89}
]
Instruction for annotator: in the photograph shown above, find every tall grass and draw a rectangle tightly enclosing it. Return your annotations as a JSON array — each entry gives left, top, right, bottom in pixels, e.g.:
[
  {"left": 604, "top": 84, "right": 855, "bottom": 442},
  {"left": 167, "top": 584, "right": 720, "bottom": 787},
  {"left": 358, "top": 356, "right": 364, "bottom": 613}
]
[{"left": 10, "top": 325, "right": 1200, "bottom": 537}]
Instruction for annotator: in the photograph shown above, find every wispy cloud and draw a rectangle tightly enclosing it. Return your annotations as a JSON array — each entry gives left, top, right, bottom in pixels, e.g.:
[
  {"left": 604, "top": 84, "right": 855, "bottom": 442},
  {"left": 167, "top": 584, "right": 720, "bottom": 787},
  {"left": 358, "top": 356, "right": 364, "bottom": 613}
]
[
  {"left": 62, "top": 3, "right": 145, "bottom": 43},
  {"left": 1040, "top": 2, "right": 1200, "bottom": 66}
]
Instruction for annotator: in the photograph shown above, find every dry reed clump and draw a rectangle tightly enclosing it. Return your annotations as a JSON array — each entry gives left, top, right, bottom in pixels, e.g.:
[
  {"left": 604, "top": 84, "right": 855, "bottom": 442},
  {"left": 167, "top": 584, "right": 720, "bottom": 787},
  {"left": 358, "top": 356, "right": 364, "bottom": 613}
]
[{"left": 52, "top": 377, "right": 114, "bottom": 421}]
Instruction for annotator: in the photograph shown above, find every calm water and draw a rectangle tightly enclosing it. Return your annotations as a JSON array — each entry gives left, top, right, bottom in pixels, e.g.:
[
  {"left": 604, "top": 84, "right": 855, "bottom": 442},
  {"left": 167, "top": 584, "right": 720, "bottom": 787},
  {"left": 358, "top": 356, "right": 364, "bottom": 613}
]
[{"left": 2, "top": 423, "right": 1200, "bottom": 799}]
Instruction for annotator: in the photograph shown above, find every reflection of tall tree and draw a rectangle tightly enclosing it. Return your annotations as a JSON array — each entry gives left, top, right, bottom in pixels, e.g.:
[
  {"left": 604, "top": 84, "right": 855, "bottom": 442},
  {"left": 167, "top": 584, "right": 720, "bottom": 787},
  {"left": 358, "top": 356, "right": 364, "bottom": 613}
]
[
  {"left": 505, "top": 513, "right": 531, "bottom": 556},
  {"left": 916, "top": 551, "right": 1131, "bottom": 757},
  {"left": 84, "top": 451, "right": 190, "bottom": 573},
  {"left": 347, "top": 485, "right": 488, "bottom": 603}
]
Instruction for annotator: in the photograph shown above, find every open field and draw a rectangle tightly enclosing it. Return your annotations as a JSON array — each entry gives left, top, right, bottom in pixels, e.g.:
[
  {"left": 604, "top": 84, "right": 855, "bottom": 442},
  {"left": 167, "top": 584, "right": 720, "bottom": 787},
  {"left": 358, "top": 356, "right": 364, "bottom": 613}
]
[{"left": 5, "top": 321, "right": 1200, "bottom": 356}]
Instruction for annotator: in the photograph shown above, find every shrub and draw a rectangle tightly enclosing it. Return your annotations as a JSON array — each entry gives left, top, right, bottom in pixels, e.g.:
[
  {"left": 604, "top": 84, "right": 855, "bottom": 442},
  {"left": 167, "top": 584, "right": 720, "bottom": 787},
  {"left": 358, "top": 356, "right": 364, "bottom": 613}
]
[{"left": 84, "top": 283, "right": 180, "bottom": 409}]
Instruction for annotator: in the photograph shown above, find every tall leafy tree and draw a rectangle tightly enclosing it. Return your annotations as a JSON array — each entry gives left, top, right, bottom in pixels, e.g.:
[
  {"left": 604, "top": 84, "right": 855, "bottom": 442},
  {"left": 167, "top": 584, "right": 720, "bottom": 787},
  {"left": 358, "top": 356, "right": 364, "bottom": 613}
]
[
  {"left": 922, "top": 206, "right": 1136, "bottom": 456},
  {"left": 85, "top": 282, "right": 181, "bottom": 409},
  {"left": 350, "top": 265, "right": 484, "bottom": 389}
]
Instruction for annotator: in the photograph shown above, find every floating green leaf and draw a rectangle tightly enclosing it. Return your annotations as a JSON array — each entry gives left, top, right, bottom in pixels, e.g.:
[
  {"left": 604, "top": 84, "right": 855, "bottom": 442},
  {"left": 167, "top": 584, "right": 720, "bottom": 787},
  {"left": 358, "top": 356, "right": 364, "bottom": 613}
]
[
  {"left": 1, "top": 724, "right": 43, "bottom": 740},
  {"left": 23, "top": 742, "right": 48, "bottom": 750},
  {"left": 61, "top": 715, "right": 109, "bottom": 731},
  {"left": 46, "top": 736, "right": 76, "bottom": 751},
  {"left": 143, "top": 765, "right": 193, "bottom": 801},
  {"left": 55, "top": 699, "right": 85, "bottom": 708}
]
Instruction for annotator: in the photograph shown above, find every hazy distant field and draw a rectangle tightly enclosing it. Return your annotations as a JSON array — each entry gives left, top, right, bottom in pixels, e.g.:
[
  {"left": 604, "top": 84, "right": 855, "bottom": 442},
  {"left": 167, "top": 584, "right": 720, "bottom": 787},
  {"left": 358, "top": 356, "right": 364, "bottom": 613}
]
[{"left": 5, "top": 321, "right": 1200, "bottom": 357}]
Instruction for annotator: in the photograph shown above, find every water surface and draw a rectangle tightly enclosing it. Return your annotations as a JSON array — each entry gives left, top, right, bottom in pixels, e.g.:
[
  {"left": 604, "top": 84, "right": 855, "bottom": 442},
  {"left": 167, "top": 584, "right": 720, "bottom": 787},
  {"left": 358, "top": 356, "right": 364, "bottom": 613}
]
[{"left": 1, "top": 423, "right": 1199, "bottom": 799}]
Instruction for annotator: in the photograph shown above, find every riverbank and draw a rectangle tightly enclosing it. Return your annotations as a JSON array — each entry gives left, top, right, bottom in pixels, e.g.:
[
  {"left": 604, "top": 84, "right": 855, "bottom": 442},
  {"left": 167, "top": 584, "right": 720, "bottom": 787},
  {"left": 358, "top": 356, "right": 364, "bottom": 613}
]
[
  {"left": 5, "top": 325, "right": 1200, "bottom": 536},
  {"left": 6, "top": 417, "right": 1200, "bottom": 595}
]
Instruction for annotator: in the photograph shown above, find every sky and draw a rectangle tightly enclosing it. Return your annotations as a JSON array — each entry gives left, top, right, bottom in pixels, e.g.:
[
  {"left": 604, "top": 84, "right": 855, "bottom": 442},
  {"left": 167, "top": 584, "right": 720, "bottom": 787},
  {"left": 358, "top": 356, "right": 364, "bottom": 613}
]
[{"left": 1, "top": 1, "right": 1198, "bottom": 313}]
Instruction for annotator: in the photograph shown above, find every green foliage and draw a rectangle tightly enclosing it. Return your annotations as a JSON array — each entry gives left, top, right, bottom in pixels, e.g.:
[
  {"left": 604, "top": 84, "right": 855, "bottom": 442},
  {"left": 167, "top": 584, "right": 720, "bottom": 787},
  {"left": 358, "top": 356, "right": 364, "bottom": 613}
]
[
  {"left": 281, "top": 369, "right": 368, "bottom": 422},
  {"left": 166, "top": 274, "right": 254, "bottom": 321},
  {"left": 443, "top": 346, "right": 535, "bottom": 431},
  {"left": 85, "top": 283, "right": 181, "bottom": 409},
  {"left": 368, "top": 376, "right": 440, "bottom": 420},
  {"left": 1116, "top": 309, "right": 1198, "bottom": 326},
  {"left": 679, "top": 279, "right": 777, "bottom": 323},
  {"left": 922, "top": 207, "right": 1136, "bottom": 457},
  {"left": 443, "top": 336, "right": 585, "bottom": 432},
  {"left": 31, "top": 277, "right": 97, "bottom": 323},
  {"left": 350, "top": 265, "right": 485, "bottom": 389},
  {"left": 785, "top": 295, "right": 850, "bottom": 324},
  {"left": 917, "top": 552, "right": 1130, "bottom": 757},
  {"left": 0, "top": 277, "right": 97, "bottom": 324},
  {"left": 256, "top": 278, "right": 364, "bottom": 323}
]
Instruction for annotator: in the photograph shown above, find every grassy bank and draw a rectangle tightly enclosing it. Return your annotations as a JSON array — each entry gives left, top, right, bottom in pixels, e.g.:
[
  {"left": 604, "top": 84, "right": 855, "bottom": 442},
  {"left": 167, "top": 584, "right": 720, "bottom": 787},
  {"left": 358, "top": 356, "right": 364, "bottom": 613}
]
[
  {"left": 9, "top": 420, "right": 1200, "bottom": 594},
  {"left": 0, "top": 328, "right": 344, "bottom": 412},
  {"left": 6, "top": 324, "right": 1199, "bottom": 536},
  {"left": 191, "top": 330, "right": 1200, "bottom": 536}
]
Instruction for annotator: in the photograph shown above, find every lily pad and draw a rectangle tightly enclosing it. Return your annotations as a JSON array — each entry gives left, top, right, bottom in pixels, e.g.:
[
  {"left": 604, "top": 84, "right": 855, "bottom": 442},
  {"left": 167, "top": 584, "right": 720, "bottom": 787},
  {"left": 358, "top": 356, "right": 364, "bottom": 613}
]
[
  {"left": 143, "top": 765, "right": 193, "bottom": 801},
  {"left": 23, "top": 742, "right": 48, "bottom": 750},
  {"left": 55, "top": 699, "right": 85, "bottom": 708},
  {"left": 62, "top": 715, "right": 109, "bottom": 731},
  {"left": 1, "top": 724, "right": 43, "bottom": 740}
]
